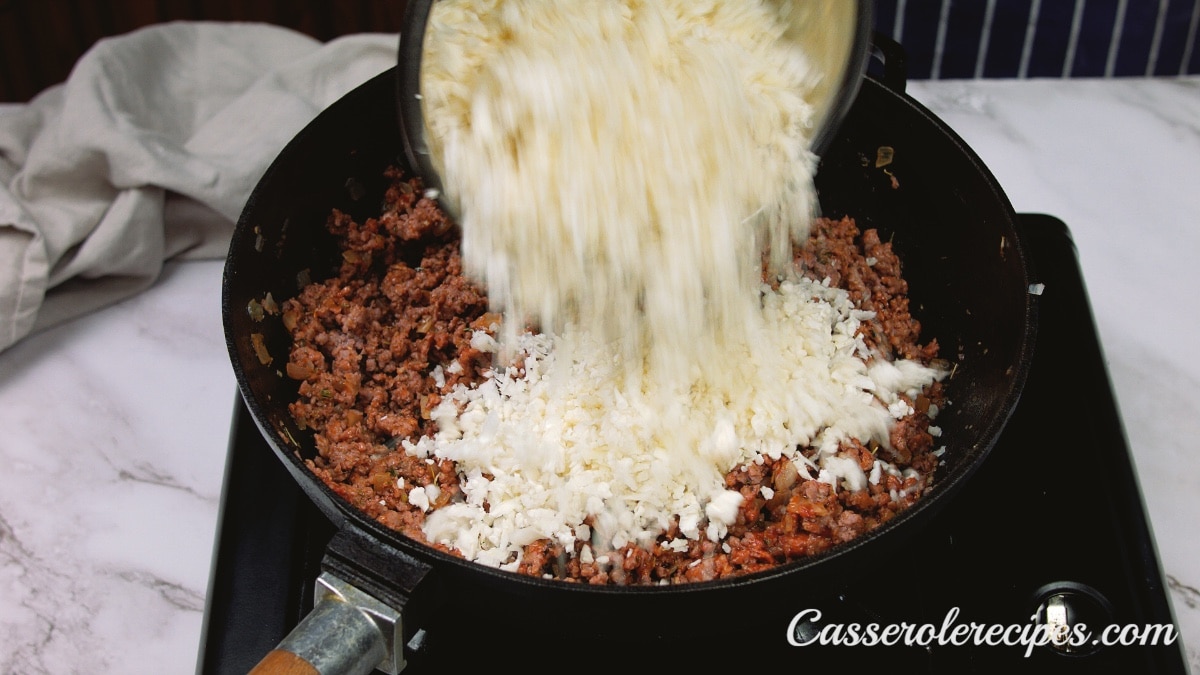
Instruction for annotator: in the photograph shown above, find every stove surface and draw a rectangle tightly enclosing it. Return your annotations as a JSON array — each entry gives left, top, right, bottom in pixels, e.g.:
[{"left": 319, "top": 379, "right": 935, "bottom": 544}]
[{"left": 197, "top": 214, "right": 1189, "bottom": 674}]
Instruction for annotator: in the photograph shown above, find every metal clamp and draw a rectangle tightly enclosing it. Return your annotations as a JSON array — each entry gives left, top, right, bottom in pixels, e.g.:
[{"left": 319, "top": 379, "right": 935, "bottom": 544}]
[{"left": 274, "top": 571, "right": 406, "bottom": 675}]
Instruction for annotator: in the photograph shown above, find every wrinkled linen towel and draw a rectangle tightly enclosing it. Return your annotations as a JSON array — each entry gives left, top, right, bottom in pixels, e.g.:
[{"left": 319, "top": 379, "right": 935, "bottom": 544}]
[{"left": 0, "top": 21, "right": 397, "bottom": 353}]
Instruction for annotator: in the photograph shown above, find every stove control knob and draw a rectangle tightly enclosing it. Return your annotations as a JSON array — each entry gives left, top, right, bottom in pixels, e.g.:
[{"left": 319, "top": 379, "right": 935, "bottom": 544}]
[{"left": 1031, "top": 582, "right": 1115, "bottom": 656}]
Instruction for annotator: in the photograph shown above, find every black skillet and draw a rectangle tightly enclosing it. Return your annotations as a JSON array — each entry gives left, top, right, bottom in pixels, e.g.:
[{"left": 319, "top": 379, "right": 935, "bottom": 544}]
[{"left": 223, "top": 38, "right": 1037, "bottom": 675}]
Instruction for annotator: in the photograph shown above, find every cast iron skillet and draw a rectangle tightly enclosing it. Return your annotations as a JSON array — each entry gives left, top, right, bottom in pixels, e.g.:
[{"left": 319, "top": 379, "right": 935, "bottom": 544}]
[{"left": 224, "top": 44, "right": 1037, "bottom": 675}]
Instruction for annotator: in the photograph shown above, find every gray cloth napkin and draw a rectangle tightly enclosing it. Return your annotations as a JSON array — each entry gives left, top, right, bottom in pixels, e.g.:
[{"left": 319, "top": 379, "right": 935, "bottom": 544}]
[{"left": 0, "top": 21, "right": 397, "bottom": 352}]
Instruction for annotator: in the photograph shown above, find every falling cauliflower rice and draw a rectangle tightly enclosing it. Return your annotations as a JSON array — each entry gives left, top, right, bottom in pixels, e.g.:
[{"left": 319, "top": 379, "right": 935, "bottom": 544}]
[{"left": 421, "top": 0, "right": 826, "bottom": 376}]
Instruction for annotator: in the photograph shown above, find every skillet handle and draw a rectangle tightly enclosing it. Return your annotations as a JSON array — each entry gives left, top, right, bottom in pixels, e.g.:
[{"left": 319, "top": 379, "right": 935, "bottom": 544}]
[
  {"left": 248, "top": 572, "right": 401, "bottom": 675},
  {"left": 868, "top": 31, "right": 909, "bottom": 94},
  {"left": 248, "top": 527, "right": 439, "bottom": 674}
]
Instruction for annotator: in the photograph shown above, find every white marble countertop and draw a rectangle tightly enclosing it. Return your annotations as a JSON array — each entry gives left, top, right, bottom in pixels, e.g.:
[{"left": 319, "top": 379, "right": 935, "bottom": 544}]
[{"left": 0, "top": 75, "right": 1197, "bottom": 674}]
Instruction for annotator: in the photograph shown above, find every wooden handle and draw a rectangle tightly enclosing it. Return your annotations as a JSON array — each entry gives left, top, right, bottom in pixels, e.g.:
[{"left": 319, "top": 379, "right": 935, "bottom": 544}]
[{"left": 248, "top": 649, "right": 320, "bottom": 675}]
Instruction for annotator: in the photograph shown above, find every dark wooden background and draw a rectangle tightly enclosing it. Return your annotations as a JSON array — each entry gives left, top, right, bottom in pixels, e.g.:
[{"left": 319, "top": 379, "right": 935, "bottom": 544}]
[{"left": 0, "top": 0, "right": 407, "bottom": 102}]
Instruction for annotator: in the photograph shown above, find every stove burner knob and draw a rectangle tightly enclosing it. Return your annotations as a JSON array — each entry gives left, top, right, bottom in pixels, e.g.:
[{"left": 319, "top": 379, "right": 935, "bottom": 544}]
[{"left": 1031, "top": 582, "right": 1115, "bottom": 657}]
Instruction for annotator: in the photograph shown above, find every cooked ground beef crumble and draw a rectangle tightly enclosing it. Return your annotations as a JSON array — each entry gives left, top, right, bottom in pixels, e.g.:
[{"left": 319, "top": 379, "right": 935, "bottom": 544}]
[{"left": 283, "top": 166, "right": 946, "bottom": 584}]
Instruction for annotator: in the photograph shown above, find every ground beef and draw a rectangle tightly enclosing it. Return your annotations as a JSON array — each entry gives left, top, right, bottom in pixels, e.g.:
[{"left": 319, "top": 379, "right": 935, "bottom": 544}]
[{"left": 284, "top": 166, "right": 946, "bottom": 583}]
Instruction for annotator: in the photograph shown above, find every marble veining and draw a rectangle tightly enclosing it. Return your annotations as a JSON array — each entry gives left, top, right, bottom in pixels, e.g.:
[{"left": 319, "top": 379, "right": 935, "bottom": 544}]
[
  {"left": 0, "top": 260, "right": 233, "bottom": 674},
  {"left": 0, "top": 76, "right": 1197, "bottom": 674}
]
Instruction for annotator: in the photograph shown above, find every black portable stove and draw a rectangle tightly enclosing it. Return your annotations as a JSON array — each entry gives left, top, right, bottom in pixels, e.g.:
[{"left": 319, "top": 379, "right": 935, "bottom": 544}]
[{"left": 198, "top": 215, "right": 1190, "bottom": 675}]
